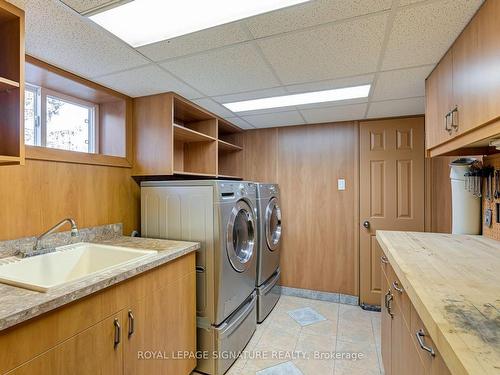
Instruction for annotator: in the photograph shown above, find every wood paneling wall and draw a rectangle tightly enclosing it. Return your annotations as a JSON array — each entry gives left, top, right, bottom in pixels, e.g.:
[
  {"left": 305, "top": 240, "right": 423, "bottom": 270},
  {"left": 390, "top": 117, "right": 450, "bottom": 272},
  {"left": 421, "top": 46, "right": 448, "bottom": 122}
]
[
  {"left": 0, "top": 160, "right": 139, "bottom": 241},
  {"left": 429, "top": 156, "right": 454, "bottom": 233},
  {"left": 242, "top": 122, "right": 357, "bottom": 295}
]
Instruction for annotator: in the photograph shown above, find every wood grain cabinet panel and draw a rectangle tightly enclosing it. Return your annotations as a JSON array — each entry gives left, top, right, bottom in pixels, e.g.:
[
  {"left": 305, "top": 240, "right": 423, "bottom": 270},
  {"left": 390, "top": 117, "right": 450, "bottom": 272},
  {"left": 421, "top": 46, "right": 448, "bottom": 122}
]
[
  {"left": 8, "top": 313, "right": 124, "bottom": 375},
  {"left": 0, "top": 253, "right": 196, "bottom": 375},
  {"left": 453, "top": 0, "right": 500, "bottom": 135},
  {"left": 425, "top": 49, "right": 454, "bottom": 149},
  {"left": 381, "top": 259, "right": 451, "bottom": 375},
  {"left": 425, "top": 0, "right": 500, "bottom": 156}
]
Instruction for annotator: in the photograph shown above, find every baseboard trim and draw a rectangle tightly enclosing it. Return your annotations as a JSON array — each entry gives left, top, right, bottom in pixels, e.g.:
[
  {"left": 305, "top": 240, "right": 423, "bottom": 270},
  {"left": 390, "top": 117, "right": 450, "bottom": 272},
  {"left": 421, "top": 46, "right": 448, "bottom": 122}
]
[{"left": 278, "top": 286, "right": 359, "bottom": 306}]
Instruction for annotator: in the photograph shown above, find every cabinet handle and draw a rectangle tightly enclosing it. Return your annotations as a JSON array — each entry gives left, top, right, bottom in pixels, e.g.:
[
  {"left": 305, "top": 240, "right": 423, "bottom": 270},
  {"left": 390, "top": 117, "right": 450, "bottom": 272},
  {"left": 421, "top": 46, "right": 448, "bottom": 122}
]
[
  {"left": 128, "top": 310, "right": 135, "bottom": 337},
  {"left": 384, "top": 290, "right": 394, "bottom": 319},
  {"left": 392, "top": 280, "right": 404, "bottom": 293},
  {"left": 380, "top": 255, "right": 389, "bottom": 264},
  {"left": 445, "top": 112, "right": 453, "bottom": 134},
  {"left": 416, "top": 329, "right": 436, "bottom": 357},
  {"left": 114, "top": 318, "right": 121, "bottom": 349},
  {"left": 451, "top": 106, "right": 459, "bottom": 131}
]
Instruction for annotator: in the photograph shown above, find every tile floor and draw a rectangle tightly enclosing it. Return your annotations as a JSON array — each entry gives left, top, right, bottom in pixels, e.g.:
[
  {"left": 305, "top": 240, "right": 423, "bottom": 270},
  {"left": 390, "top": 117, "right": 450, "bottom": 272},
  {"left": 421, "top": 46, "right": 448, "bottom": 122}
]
[{"left": 225, "top": 295, "right": 383, "bottom": 375}]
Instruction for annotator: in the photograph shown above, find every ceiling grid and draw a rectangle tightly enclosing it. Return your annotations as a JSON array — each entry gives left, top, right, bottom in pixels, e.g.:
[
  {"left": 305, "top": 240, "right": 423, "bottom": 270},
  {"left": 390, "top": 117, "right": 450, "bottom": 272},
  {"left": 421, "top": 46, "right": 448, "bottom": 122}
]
[{"left": 8, "top": 0, "right": 484, "bottom": 128}]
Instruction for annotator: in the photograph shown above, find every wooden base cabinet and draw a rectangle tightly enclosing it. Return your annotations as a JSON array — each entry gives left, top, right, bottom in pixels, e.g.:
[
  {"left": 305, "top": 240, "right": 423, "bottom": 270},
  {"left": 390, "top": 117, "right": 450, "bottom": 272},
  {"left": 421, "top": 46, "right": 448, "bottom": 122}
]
[
  {"left": 380, "top": 256, "right": 451, "bottom": 375},
  {"left": 1, "top": 253, "right": 196, "bottom": 375}
]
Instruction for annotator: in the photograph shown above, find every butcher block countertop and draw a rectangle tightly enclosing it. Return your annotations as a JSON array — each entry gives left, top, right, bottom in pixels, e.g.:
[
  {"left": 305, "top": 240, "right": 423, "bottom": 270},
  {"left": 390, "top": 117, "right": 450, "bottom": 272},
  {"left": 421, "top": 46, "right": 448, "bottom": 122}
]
[{"left": 376, "top": 231, "right": 500, "bottom": 375}]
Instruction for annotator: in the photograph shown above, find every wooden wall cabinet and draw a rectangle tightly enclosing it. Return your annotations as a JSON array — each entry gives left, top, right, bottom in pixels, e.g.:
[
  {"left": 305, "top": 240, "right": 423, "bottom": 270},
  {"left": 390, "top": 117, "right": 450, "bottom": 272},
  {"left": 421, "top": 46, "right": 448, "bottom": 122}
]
[
  {"left": 0, "top": 0, "right": 24, "bottom": 165},
  {"left": 425, "top": 0, "right": 500, "bottom": 156},
  {"left": 380, "top": 257, "right": 451, "bottom": 375},
  {"left": 133, "top": 92, "right": 243, "bottom": 179},
  {"left": 1, "top": 253, "right": 196, "bottom": 375}
]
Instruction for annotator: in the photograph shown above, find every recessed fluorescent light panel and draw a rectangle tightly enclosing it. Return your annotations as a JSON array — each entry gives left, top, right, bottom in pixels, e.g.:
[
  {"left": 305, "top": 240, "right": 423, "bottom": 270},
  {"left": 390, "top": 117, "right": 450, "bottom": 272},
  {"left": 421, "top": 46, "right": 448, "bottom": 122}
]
[
  {"left": 90, "top": 0, "right": 310, "bottom": 47},
  {"left": 223, "top": 85, "right": 371, "bottom": 112}
]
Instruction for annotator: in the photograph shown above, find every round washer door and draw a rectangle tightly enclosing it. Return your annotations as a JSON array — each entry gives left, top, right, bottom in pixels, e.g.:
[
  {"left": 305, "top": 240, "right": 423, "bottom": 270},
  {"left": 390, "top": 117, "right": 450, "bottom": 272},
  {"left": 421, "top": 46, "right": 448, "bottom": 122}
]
[
  {"left": 227, "top": 200, "right": 256, "bottom": 272},
  {"left": 265, "top": 197, "right": 282, "bottom": 251}
]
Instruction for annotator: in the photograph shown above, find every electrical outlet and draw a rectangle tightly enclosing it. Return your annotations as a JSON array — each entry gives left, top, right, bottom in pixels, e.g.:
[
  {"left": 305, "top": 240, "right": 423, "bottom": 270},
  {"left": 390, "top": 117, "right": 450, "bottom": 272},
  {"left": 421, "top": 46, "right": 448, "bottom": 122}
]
[{"left": 338, "top": 179, "right": 346, "bottom": 191}]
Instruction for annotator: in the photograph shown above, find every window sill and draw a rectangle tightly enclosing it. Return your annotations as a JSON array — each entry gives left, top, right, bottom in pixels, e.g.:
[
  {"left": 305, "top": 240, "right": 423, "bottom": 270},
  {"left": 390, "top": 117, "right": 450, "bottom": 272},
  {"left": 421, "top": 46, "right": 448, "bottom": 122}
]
[{"left": 26, "top": 146, "right": 132, "bottom": 168}]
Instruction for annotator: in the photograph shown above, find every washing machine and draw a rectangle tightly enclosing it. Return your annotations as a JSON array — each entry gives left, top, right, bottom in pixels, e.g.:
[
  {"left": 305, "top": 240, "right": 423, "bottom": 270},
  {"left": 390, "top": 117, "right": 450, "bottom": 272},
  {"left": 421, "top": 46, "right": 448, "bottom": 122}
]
[
  {"left": 256, "top": 183, "right": 282, "bottom": 323},
  {"left": 141, "top": 180, "right": 257, "bottom": 375}
]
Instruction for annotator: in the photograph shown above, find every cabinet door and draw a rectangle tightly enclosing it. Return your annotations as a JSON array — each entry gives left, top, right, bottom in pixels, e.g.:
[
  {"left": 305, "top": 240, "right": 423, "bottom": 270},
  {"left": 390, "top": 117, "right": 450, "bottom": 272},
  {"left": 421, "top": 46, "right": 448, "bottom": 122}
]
[
  {"left": 453, "top": 0, "right": 500, "bottom": 134},
  {"left": 8, "top": 314, "right": 123, "bottom": 375},
  {"left": 425, "top": 49, "right": 454, "bottom": 149},
  {"left": 124, "top": 272, "right": 196, "bottom": 375},
  {"left": 381, "top": 272, "right": 392, "bottom": 375},
  {"left": 390, "top": 292, "right": 405, "bottom": 375},
  {"left": 401, "top": 322, "right": 427, "bottom": 375}
]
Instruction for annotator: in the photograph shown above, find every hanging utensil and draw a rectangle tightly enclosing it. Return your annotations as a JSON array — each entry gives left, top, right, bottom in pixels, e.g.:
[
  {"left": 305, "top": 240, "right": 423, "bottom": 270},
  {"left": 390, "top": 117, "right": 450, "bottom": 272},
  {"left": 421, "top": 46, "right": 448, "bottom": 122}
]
[{"left": 495, "top": 170, "right": 499, "bottom": 199}]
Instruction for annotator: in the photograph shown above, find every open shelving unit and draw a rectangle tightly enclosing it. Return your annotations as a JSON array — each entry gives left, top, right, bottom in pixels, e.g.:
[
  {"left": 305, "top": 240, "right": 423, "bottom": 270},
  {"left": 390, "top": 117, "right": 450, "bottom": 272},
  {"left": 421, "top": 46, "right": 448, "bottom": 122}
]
[
  {"left": 0, "top": 1, "right": 24, "bottom": 165},
  {"left": 173, "top": 96, "right": 218, "bottom": 176},
  {"left": 217, "top": 118, "right": 243, "bottom": 179},
  {"left": 133, "top": 92, "right": 245, "bottom": 180}
]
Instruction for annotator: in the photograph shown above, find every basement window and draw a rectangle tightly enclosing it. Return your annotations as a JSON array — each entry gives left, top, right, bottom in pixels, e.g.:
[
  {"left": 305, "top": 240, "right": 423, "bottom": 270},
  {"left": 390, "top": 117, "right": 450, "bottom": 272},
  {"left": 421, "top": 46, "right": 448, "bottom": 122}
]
[{"left": 24, "top": 84, "right": 98, "bottom": 153}]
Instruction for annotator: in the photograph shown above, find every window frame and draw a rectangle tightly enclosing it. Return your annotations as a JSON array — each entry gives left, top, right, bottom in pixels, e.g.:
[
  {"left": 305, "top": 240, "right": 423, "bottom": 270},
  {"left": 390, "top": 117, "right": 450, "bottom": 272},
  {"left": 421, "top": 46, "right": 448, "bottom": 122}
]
[
  {"left": 25, "top": 84, "right": 100, "bottom": 154},
  {"left": 24, "top": 83, "right": 42, "bottom": 147}
]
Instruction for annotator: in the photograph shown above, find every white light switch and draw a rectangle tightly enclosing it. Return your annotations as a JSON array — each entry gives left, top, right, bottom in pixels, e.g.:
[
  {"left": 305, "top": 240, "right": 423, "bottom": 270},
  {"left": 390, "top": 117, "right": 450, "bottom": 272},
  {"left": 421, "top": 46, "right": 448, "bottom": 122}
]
[{"left": 338, "top": 179, "right": 346, "bottom": 191}]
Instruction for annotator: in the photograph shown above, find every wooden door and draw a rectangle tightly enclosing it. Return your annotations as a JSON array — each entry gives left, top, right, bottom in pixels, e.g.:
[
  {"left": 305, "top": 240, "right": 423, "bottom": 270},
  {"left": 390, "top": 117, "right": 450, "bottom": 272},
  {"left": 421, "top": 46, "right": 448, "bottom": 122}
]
[
  {"left": 8, "top": 314, "right": 123, "bottom": 375},
  {"left": 453, "top": 0, "right": 500, "bottom": 135},
  {"left": 124, "top": 272, "right": 196, "bottom": 375},
  {"left": 381, "top": 272, "right": 392, "bottom": 375},
  {"left": 425, "top": 50, "right": 454, "bottom": 149},
  {"left": 359, "top": 117, "right": 425, "bottom": 306}
]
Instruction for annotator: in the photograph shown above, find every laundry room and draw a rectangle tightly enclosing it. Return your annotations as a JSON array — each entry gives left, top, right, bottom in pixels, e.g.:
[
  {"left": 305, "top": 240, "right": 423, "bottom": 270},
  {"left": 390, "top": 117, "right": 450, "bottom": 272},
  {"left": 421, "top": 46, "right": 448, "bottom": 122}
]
[{"left": 0, "top": 0, "right": 498, "bottom": 374}]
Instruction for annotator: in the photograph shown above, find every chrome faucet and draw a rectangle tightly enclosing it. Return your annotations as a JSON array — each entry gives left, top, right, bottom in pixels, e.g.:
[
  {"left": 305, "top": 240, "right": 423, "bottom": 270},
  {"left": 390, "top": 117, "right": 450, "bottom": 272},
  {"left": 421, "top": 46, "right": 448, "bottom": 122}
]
[{"left": 29, "top": 218, "right": 79, "bottom": 256}]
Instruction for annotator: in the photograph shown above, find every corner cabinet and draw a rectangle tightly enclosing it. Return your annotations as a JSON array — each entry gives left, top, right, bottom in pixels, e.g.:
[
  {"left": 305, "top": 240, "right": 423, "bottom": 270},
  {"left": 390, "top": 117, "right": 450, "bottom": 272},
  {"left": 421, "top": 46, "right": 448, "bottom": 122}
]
[
  {"left": 133, "top": 92, "right": 243, "bottom": 179},
  {"left": 380, "top": 255, "right": 451, "bottom": 375},
  {"left": 425, "top": 0, "right": 500, "bottom": 156},
  {"left": 0, "top": 0, "right": 24, "bottom": 165},
  {"left": 0, "top": 253, "right": 196, "bottom": 375}
]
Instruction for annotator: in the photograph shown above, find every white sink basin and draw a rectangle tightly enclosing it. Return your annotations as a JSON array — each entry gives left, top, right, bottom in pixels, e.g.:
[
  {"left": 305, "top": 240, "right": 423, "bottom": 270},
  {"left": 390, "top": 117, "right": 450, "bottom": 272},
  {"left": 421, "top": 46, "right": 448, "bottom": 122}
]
[{"left": 0, "top": 243, "right": 157, "bottom": 292}]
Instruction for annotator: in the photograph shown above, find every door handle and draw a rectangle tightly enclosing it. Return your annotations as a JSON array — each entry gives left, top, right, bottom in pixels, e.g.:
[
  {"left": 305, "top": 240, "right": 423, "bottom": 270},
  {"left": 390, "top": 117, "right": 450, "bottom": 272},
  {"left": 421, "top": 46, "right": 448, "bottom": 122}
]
[
  {"left": 113, "top": 318, "right": 121, "bottom": 349},
  {"left": 384, "top": 290, "right": 394, "bottom": 319},
  {"left": 128, "top": 310, "right": 135, "bottom": 337},
  {"left": 363, "top": 220, "right": 370, "bottom": 229},
  {"left": 416, "top": 329, "right": 436, "bottom": 357}
]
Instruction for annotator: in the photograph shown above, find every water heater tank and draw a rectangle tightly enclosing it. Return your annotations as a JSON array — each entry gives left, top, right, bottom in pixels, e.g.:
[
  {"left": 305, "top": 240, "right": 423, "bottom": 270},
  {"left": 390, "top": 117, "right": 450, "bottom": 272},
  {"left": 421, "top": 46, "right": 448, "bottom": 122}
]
[{"left": 449, "top": 158, "right": 481, "bottom": 235}]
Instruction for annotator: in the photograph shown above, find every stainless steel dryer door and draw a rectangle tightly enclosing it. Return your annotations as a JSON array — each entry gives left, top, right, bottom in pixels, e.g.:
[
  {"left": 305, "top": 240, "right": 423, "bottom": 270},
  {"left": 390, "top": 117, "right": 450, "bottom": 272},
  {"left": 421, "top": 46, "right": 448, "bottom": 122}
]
[
  {"left": 265, "top": 197, "right": 282, "bottom": 251},
  {"left": 227, "top": 200, "right": 256, "bottom": 272}
]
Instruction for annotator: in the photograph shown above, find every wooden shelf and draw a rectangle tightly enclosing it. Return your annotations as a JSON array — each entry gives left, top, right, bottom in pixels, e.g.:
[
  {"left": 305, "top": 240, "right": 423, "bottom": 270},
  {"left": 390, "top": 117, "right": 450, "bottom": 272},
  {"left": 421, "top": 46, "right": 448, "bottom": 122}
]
[
  {"left": 0, "top": 1, "right": 24, "bottom": 166},
  {"left": 218, "top": 139, "right": 243, "bottom": 152},
  {"left": 173, "top": 170, "right": 216, "bottom": 177},
  {"left": 173, "top": 124, "right": 216, "bottom": 143},
  {"left": 0, "top": 76, "right": 19, "bottom": 92}
]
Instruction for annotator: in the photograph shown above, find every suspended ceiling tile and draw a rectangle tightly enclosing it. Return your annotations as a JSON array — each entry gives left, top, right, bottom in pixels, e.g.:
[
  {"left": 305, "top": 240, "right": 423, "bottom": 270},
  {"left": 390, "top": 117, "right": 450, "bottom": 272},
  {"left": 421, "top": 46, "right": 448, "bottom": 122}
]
[
  {"left": 300, "top": 103, "right": 368, "bottom": 123},
  {"left": 137, "top": 22, "right": 251, "bottom": 61},
  {"left": 161, "top": 43, "right": 280, "bottom": 96},
  {"left": 246, "top": 0, "right": 392, "bottom": 38},
  {"left": 192, "top": 98, "right": 235, "bottom": 118},
  {"left": 382, "top": 0, "right": 483, "bottom": 70},
  {"left": 372, "top": 65, "right": 434, "bottom": 101},
  {"left": 22, "top": 0, "right": 148, "bottom": 78},
  {"left": 59, "top": 0, "right": 124, "bottom": 14},
  {"left": 224, "top": 117, "right": 255, "bottom": 130},
  {"left": 93, "top": 64, "right": 202, "bottom": 98},
  {"left": 242, "top": 110, "right": 305, "bottom": 128},
  {"left": 367, "top": 97, "right": 425, "bottom": 118},
  {"left": 257, "top": 14, "right": 387, "bottom": 85},
  {"left": 213, "top": 87, "right": 288, "bottom": 104}
]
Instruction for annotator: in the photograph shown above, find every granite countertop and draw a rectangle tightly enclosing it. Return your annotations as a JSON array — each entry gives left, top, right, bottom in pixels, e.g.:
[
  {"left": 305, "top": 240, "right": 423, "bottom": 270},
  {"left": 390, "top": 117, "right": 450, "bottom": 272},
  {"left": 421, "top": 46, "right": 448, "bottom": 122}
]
[
  {"left": 0, "top": 236, "right": 199, "bottom": 331},
  {"left": 376, "top": 231, "right": 500, "bottom": 375}
]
